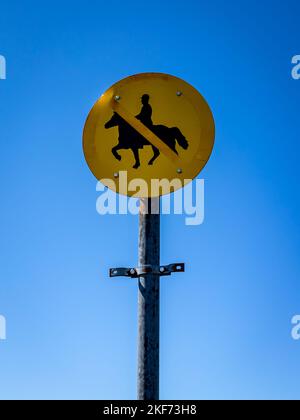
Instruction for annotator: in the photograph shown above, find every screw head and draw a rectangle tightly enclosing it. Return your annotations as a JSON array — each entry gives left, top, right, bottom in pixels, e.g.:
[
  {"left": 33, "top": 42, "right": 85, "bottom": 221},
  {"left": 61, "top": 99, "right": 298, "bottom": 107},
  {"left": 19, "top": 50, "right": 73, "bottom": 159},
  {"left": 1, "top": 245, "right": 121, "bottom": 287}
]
[
  {"left": 114, "top": 95, "right": 121, "bottom": 101},
  {"left": 130, "top": 269, "right": 136, "bottom": 275},
  {"left": 113, "top": 172, "right": 119, "bottom": 178},
  {"left": 176, "top": 91, "right": 183, "bottom": 97},
  {"left": 160, "top": 267, "right": 165, "bottom": 273},
  {"left": 177, "top": 168, "right": 183, "bottom": 174}
]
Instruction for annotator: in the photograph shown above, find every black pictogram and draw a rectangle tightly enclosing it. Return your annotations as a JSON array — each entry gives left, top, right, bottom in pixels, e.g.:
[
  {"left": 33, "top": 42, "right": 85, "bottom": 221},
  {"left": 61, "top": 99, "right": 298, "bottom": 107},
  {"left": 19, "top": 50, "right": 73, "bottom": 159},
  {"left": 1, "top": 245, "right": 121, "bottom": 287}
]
[{"left": 104, "top": 94, "right": 189, "bottom": 169}]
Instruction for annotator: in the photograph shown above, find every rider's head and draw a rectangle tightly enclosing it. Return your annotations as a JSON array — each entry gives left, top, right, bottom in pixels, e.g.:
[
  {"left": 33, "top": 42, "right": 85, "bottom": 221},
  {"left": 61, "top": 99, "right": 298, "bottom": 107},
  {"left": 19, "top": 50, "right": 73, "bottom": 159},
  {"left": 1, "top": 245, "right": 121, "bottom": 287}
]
[{"left": 141, "top": 94, "right": 150, "bottom": 105}]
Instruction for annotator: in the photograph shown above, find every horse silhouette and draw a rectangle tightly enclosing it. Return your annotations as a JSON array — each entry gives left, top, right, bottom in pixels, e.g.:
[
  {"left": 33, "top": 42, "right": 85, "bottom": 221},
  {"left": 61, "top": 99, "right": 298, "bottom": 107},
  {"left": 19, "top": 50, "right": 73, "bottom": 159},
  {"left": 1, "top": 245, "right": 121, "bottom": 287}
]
[{"left": 104, "top": 112, "right": 189, "bottom": 169}]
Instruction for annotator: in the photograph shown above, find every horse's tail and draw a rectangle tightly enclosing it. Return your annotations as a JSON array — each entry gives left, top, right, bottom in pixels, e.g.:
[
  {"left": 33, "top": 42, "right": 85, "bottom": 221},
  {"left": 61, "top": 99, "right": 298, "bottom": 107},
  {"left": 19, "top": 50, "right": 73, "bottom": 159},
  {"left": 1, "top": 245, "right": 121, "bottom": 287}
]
[{"left": 172, "top": 127, "right": 189, "bottom": 150}]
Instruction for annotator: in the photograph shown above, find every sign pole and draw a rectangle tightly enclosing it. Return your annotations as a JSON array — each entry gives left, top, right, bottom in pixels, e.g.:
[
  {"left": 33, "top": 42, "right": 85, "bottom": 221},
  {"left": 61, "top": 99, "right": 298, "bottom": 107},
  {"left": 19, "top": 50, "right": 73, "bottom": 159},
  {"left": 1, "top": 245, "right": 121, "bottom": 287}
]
[
  {"left": 138, "top": 197, "right": 160, "bottom": 401},
  {"left": 109, "top": 198, "right": 184, "bottom": 400}
]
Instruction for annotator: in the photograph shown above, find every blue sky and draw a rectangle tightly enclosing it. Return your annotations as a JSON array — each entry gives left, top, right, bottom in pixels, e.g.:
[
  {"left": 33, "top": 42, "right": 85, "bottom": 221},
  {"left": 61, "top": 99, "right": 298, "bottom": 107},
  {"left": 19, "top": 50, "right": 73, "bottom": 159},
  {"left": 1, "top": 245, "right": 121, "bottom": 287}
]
[{"left": 0, "top": 0, "right": 300, "bottom": 400}]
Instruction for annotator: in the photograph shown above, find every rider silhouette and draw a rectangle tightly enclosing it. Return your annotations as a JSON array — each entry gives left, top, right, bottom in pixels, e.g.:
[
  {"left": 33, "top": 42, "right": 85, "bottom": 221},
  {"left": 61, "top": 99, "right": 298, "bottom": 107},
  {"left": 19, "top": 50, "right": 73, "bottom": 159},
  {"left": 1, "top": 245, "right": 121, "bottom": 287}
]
[
  {"left": 135, "top": 94, "right": 153, "bottom": 128},
  {"left": 105, "top": 92, "right": 189, "bottom": 169}
]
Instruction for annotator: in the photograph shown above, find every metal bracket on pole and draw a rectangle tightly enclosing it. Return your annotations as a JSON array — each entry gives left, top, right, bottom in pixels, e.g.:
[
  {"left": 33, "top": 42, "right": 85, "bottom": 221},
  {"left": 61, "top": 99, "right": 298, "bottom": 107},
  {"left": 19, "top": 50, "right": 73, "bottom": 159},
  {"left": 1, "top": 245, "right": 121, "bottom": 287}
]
[{"left": 109, "top": 263, "right": 185, "bottom": 278}]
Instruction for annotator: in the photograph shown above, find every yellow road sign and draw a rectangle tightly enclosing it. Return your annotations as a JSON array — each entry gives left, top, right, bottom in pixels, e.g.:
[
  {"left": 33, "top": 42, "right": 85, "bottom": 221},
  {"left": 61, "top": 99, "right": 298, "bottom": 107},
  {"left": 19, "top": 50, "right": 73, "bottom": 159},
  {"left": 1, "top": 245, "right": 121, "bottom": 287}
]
[{"left": 83, "top": 73, "right": 215, "bottom": 197}]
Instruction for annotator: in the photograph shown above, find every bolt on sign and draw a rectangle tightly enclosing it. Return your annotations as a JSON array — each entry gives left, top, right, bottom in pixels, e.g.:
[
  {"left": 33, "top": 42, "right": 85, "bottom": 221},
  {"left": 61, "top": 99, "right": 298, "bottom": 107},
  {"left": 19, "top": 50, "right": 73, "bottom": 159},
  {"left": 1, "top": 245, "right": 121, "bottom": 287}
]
[{"left": 83, "top": 73, "right": 215, "bottom": 197}]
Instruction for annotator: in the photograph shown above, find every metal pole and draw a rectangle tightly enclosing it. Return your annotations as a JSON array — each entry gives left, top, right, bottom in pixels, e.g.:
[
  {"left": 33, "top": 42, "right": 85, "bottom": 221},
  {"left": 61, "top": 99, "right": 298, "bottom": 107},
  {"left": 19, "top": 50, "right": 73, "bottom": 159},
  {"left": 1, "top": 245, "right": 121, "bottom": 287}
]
[{"left": 138, "top": 197, "right": 160, "bottom": 400}]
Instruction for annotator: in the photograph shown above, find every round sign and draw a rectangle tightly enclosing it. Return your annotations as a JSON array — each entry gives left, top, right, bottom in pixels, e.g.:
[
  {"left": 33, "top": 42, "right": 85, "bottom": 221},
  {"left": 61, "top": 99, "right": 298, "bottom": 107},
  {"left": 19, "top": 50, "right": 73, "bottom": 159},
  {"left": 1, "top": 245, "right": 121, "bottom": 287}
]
[{"left": 83, "top": 73, "right": 215, "bottom": 197}]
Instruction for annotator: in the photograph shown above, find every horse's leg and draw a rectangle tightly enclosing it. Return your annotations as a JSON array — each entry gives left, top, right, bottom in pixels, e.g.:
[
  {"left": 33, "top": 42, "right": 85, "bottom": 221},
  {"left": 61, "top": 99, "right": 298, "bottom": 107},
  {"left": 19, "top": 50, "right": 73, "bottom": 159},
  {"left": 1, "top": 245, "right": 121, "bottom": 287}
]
[
  {"left": 132, "top": 148, "right": 141, "bottom": 169},
  {"left": 148, "top": 146, "right": 160, "bottom": 165},
  {"left": 112, "top": 144, "right": 122, "bottom": 161}
]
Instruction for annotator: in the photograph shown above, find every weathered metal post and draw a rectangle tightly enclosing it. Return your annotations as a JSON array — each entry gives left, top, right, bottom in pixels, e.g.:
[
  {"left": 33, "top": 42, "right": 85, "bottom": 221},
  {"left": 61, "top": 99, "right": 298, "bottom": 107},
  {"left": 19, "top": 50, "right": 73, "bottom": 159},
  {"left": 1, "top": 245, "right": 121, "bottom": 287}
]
[
  {"left": 138, "top": 197, "right": 160, "bottom": 400},
  {"left": 109, "top": 197, "right": 184, "bottom": 400}
]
